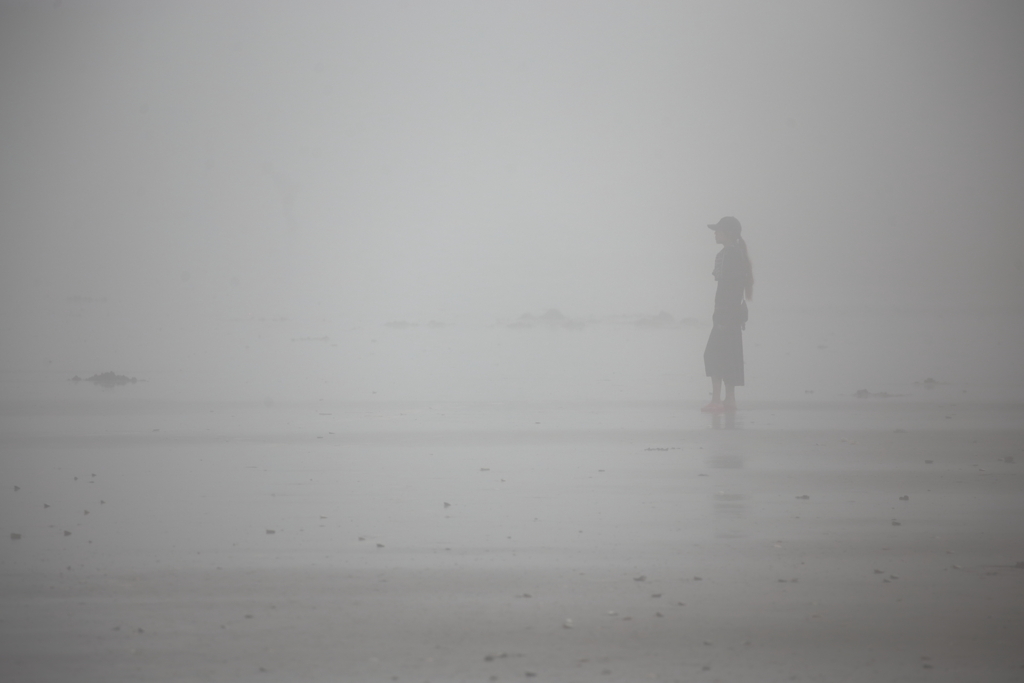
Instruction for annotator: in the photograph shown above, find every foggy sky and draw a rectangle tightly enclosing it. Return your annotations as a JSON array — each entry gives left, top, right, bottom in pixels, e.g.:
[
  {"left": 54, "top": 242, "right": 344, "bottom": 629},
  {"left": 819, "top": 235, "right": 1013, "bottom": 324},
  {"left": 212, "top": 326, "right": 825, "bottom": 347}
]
[{"left": 1, "top": 1, "right": 1022, "bottom": 378}]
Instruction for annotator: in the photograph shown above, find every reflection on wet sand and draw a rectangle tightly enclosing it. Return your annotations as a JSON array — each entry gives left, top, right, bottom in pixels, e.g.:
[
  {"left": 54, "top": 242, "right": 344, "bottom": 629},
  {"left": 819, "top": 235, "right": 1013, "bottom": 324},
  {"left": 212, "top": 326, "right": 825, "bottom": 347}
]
[
  {"left": 710, "top": 410, "right": 741, "bottom": 431},
  {"left": 706, "top": 426, "right": 748, "bottom": 539}
]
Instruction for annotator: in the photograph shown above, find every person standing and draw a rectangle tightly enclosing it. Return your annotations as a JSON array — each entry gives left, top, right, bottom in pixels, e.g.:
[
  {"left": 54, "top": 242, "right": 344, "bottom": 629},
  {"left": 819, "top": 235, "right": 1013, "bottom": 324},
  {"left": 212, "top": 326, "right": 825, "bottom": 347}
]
[{"left": 702, "top": 216, "right": 754, "bottom": 412}]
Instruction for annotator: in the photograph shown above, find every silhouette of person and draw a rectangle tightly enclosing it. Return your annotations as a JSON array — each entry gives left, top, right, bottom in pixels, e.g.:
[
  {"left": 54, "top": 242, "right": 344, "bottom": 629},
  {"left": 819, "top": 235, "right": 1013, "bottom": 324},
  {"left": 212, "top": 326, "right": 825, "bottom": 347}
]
[{"left": 701, "top": 216, "right": 753, "bottom": 412}]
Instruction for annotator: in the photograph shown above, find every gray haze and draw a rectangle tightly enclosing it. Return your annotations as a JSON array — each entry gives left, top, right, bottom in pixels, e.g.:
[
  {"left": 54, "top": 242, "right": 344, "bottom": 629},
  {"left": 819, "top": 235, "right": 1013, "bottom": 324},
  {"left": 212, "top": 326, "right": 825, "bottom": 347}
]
[
  {"left": 1, "top": 0, "right": 1022, "bottom": 402},
  {"left": 2, "top": 6, "right": 1024, "bottom": 680}
]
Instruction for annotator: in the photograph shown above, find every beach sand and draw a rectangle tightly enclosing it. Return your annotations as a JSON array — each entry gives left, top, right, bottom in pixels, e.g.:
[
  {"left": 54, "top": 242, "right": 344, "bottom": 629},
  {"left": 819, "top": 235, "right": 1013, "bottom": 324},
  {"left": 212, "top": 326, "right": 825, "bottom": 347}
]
[{"left": 1, "top": 397, "right": 1023, "bottom": 682}]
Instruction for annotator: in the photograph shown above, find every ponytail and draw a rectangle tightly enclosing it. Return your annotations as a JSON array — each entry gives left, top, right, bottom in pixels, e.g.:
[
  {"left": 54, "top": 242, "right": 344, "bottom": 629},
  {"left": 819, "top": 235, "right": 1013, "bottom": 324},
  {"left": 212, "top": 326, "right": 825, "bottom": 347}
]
[{"left": 738, "top": 237, "right": 754, "bottom": 300}]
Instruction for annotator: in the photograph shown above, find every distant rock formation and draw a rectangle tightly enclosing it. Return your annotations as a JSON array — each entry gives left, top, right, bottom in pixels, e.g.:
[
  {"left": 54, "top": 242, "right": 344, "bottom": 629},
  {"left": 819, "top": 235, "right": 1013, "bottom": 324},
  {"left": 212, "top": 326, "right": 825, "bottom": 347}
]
[
  {"left": 635, "top": 311, "right": 675, "bottom": 328},
  {"left": 508, "top": 309, "right": 585, "bottom": 329},
  {"left": 853, "top": 389, "right": 901, "bottom": 399},
  {"left": 72, "top": 372, "right": 139, "bottom": 388}
]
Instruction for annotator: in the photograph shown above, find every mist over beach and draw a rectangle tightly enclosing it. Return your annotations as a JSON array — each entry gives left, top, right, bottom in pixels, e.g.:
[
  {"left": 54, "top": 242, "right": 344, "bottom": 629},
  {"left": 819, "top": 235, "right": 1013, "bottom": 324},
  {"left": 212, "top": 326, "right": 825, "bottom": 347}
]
[
  {"left": 1, "top": 2, "right": 1023, "bottom": 681},
  {"left": 1, "top": 0, "right": 1023, "bottom": 403}
]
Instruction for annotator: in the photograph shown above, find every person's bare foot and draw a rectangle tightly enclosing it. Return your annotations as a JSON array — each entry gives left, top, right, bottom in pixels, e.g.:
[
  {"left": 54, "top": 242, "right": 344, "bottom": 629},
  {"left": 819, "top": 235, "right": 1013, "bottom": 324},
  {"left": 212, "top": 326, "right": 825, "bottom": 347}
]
[
  {"left": 701, "top": 401, "right": 725, "bottom": 413},
  {"left": 722, "top": 400, "right": 737, "bottom": 412}
]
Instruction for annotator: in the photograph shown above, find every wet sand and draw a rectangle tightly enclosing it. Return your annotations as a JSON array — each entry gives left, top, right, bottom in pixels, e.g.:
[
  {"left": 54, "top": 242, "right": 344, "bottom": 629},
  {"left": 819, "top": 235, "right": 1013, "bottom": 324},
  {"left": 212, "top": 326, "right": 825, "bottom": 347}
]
[{"left": 2, "top": 398, "right": 1023, "bottom": 682}]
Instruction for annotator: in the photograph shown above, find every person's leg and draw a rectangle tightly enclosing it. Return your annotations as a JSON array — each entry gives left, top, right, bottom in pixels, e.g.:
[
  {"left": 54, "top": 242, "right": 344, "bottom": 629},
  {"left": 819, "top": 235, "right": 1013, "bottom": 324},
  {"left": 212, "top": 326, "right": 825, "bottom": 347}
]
[
  {"left": 702, "top": 377, "right": 724, "bottom": 411},
  {"left": 723, "top": 383, "right": 736, "bottom": 410}
]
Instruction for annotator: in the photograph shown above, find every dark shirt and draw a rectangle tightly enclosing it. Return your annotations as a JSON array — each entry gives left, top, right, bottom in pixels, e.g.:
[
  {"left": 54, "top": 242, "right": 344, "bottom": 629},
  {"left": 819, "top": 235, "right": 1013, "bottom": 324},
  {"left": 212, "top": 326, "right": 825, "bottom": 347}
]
[{"left": 712, "top": 245, "right": 747, "bottom": 326}]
